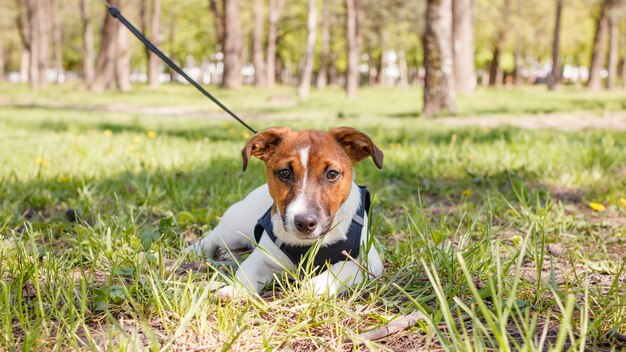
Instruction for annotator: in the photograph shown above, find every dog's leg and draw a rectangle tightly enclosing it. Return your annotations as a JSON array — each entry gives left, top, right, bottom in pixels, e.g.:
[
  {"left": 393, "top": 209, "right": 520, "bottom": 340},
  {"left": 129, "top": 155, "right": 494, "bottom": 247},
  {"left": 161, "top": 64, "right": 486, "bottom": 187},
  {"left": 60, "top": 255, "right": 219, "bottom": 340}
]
[
  {"left": 306, "top": 246, "right": 383, "bottom": 296},
  {"left": 217, "top": 246, "right": 294, "bottom": 299},
  {"left": 185, "top": 184, "right": 272, "bottom": 258}
]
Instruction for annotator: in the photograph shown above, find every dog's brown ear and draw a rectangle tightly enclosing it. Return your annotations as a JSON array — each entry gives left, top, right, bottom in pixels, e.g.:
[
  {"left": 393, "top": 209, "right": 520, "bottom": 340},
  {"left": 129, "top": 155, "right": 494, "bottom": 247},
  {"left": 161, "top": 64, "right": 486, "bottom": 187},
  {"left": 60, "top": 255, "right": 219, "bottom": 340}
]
[
  {"left": 330, "top": 127, "right": 383, "bottom": 169},
  {"left": 242, "top": 127, "right": 291, "bottom": 171}
]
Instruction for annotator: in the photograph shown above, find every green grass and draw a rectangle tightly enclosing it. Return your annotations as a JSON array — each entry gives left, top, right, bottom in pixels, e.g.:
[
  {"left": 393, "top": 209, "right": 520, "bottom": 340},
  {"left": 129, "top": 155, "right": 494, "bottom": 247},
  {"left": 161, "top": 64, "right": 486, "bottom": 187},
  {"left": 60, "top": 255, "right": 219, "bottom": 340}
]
[{"left": 0, "top": 83, "right": 625, "bottom": 350}]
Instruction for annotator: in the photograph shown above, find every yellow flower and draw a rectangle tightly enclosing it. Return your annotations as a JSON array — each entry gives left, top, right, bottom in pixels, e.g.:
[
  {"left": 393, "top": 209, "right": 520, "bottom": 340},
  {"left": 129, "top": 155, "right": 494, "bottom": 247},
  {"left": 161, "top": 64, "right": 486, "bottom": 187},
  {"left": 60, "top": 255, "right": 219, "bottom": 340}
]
[
  {"left": 146, "top": 130, "right": 157, "bottom": 138},
  {"left": 619, "top": 198, "right": 626, "bottom": 207},
  {"left": 35, "top": 157, "right": 48, "bottom": 168},
  {"left": 243, "top": 131, "right": 251, "bottom": 138},
  {"left": 133, "top": 136, "right": 142, "bottom": 144},
  {"left": 589, "top": 202, "right": 606, "bottom": 212},
  {"left": 103, "top": 129, "right": 113, "bottom": 136},
  {"left": 127, "top": 145, "right": 137, "bottom": 152},
  {"left": 57, "top": 175, "right": 70, "bottom": 183},
  {"left": 462, "top": 189, "right": 472, "bottom": 197}
]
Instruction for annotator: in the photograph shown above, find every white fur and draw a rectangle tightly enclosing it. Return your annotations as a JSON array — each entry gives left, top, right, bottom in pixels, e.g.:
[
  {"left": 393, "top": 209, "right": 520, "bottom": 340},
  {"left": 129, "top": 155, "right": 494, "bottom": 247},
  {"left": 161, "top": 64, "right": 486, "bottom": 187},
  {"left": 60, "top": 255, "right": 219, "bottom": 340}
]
[
  {"left": 284, "top": 147, "right": 310, "bottom": 235},
  {"left": 186, "top": 182, "right": 382, "bottom": 299}
]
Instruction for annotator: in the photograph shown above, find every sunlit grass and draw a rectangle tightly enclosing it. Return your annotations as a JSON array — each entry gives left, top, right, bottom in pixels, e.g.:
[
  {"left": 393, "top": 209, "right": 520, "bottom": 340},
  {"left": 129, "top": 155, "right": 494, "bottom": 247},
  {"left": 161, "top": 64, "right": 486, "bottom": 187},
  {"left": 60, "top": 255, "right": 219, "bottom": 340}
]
[{"left": 0, "top": 85, "right": 625, "bottom": 350}]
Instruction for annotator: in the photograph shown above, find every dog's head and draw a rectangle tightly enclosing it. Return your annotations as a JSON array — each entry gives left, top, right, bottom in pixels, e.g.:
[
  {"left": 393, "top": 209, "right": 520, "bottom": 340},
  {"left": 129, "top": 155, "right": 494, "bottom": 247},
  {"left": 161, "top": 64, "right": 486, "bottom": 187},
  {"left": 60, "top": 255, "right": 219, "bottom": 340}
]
[{"left": 242, "top": 127, "right": 383, "bottom": 241}]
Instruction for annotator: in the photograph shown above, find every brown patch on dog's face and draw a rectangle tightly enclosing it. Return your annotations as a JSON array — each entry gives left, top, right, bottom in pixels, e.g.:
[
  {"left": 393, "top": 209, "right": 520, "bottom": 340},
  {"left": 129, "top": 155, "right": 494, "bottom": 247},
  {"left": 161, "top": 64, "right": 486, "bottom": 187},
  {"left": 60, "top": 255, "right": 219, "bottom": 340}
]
[{"left": 242, "top": 127, "right": 383, "bottom": 238}]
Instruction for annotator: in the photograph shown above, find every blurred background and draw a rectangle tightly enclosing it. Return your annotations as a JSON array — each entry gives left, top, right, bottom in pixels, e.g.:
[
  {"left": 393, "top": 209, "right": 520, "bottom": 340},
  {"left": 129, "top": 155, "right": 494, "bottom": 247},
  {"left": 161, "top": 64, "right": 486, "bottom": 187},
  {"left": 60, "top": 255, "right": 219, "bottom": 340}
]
[{"left": 0, "top": 0, "right": 625, "bottom": 114}]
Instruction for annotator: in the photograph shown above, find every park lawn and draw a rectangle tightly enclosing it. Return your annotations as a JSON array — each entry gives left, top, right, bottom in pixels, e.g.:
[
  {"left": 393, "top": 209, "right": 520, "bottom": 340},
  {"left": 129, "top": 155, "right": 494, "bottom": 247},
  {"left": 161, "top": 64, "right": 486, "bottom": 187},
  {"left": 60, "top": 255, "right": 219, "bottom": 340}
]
[{"left": 0, "top": 84, "right": 625, "bottom": 351}]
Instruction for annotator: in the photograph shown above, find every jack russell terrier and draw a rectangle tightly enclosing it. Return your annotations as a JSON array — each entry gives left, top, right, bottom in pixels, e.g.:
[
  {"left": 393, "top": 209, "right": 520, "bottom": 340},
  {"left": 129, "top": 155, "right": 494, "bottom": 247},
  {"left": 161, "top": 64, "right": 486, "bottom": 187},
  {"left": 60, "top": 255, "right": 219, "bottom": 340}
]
[{"left": 186, "top": 127, "right": 384, "bottom": 298}]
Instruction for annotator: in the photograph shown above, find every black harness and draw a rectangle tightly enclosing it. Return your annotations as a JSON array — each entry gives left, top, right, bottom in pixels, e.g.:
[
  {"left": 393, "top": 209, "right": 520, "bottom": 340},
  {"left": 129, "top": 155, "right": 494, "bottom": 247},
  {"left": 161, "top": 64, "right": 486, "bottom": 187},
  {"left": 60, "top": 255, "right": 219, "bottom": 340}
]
[{"left": 254, "top": 186, "right": 371, "bottom": 268}]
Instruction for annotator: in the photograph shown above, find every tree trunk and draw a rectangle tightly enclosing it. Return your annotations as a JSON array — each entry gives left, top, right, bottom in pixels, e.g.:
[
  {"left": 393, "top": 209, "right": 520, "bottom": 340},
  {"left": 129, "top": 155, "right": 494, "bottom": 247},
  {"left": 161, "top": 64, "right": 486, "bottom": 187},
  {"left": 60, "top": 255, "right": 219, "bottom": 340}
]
[
  {"left": 345, "top": 0, "right": 363, "bottom": 98},
  {"left": 209, "top": 0, "right": 225, "bottom": 48},
  {"left": 329, "top": 52, "right": 338, "bottom": 85},
  {"left": 51, "top": 0, "right": 63, "bottom": 83},
  {"left": 423, "top": 0, "right": 457, "bottom": 117},
  {"left": 24, "top": 0, "right": 41, "bottom": 89},
  {"left": 622, "top": 56, "right": 626, "bottom": 89},
  {"left": 92, "top": 0, "right": 120, "bottom": 91},
  {"left": 222, "top": 0, "right": 242, "bottom": 88},
  {"left": 587, "top": 1, "right": 608, "bottom": 91},
  {"left": 20, "top": 51, "right": 30, "bottom": 82},
  {"left": 316, "top": 0, "right": 331, "bottom": 89},
  {"left": 606, "top": 15, "right": 618, "bottom": 90},
  {"left": 298, "top": 0, "right": 317, "bottom": 98},
  {"left": 115, "top": 22, "right": 132, "bottom": 91},
  {"left": 513, "top": 40, "right": 523, "bottom": 85},
  {"left": 452, "top": 0, "right": 476, "bottom": 94},
  {"left": 37, "top": 0, "right": 49, "bottom": 88},
  {"left": 398, "top": 50, "right": 409, "bottom": 88},
  {"left": 267, "top": 0, "right": 285, "bottom": 88},
  {"left": 252, "top": 0, "right": 266, "bottom": 87},
  {"left": 148, "top": 0, "right": 162, "bottom": 88},
  {"left": 80, "top": 0, "right": 95, "bottom": 84},
  {"left": 548, "top": 0, "right": 563, "bottom": 90},
  {"left": 15, "top": 0, "right": 32, "bottom": 83},
  {"left": 488, "top": 47, "right": 503, "bottom": 86},
  {"left": 0, "top": 44, "right": 5, "bottom": 82},
  {"left": 488, "top": 0, "right": 510, "bottom": 87},
  {"left": 167, "top": 13, "right": 179, "bottom": 83}
]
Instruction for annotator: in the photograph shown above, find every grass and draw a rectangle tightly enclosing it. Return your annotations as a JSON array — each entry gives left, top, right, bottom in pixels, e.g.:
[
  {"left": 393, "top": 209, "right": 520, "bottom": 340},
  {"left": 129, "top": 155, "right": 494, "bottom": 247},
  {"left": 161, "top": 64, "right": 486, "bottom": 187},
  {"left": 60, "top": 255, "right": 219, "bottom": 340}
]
[{"left": 0, "top": 83, "right": 625, "bottom": 351}]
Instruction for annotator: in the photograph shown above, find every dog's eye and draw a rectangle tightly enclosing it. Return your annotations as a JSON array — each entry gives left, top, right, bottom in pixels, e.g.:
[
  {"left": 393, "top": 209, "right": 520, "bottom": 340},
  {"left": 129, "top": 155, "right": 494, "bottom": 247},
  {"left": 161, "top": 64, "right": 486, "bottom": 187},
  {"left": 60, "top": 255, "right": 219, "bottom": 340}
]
[
  {"left": 277, "top": 168, "right": 292, "bottom": 181},
  {"left": 326, "top": 170, "right": 340, "bottom": 181}
]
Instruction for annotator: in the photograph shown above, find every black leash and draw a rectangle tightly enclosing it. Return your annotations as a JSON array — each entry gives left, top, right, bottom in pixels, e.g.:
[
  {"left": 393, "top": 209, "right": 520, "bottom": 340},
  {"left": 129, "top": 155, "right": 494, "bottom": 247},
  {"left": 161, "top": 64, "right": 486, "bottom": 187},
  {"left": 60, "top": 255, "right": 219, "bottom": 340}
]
[{"left": 100, "top": 0, "right": 258, "bottom": 134}]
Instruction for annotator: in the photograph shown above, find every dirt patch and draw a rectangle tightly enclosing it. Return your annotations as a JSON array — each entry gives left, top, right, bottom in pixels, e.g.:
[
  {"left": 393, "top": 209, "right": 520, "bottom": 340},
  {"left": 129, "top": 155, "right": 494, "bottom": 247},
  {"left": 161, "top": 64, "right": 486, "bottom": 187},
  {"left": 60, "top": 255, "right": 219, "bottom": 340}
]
[{"left": 440, "top": 111, "right": 626, "bottom": 131}]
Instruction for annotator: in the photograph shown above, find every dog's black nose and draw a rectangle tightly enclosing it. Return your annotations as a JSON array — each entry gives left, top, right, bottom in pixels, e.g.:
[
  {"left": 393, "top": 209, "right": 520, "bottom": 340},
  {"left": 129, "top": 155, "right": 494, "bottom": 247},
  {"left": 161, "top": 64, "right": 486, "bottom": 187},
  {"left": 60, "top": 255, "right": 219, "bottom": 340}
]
[{"left": 294, "top": 214, "right": 318, "bottom": 234}]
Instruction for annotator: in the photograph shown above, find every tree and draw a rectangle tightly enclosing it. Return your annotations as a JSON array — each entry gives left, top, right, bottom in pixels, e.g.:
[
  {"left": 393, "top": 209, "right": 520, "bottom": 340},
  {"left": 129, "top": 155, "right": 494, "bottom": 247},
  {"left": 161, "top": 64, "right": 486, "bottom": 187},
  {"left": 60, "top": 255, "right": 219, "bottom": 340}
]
[
  {"left": 588, "top": 1, "right": 609, "bottom": 91},
  {"left": 298, "top": 0, "right": 317, "bottom": 98},
  {"left": 252, "top": 0, "right": 266, "bottom": 87},
  {"left": 267, "top": 0, "right": 285, "bottom": 87},
  {"left": 0, "top": 39, "right": 4, "bottom": 82},
  {"left": 148, "top": 0, "right": 162, "bottom": 88},
  {"left": 548, "top": 0, "right": 563, "bottom": 90},
  {"left": 222, "top": 0, "right": 242, "bottom": 88},
  {"left": 606, "top": 15, "right": 618, "bottom": 89},
  {"left": 79, "top": 0, "right": 95, "bottom": 84},
  {"left": 51, "top": 0, "right": 63, "bottom": 83},
  {"left": 423, "top": 0, "right": 456, "bottom": 116},
  {"left": 346, "top": 0, "right": 363, "bottom": 98},
  {"left": 316, "top": 0, "right": 332, "bottom": 89},
  {"left": 488, "top": 0, "right": 511, "bottom": 86},
  {"left": 452, "top": 0, "right": 476, "bottom": 94},
  {"left": 92, "top": 0, "right": 131, "bottom": 91},
  {"left": 17, "top": 0, "right": 49, "bottom": 89}
]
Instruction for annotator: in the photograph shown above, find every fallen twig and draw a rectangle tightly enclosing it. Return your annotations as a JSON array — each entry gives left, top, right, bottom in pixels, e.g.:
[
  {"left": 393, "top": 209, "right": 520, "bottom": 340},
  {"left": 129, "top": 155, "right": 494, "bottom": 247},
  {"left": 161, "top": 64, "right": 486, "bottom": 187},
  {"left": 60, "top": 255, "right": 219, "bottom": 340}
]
[{"left": 358, "top": 310, "right": 427, "bottom": 341}]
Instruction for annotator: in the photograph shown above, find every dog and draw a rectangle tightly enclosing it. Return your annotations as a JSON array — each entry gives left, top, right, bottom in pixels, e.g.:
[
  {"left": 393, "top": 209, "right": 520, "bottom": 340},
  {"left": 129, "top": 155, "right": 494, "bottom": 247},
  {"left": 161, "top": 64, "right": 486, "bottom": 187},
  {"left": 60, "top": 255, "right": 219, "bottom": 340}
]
[{"left": 186, "top": 126, "right": 384, "bottom": 299}]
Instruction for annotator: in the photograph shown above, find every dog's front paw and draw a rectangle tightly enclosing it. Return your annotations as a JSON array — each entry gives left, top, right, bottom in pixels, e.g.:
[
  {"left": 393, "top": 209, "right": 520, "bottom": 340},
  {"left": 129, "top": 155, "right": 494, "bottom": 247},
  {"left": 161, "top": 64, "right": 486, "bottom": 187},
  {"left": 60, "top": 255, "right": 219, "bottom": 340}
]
[
  {"left": 306, "top": 276, "right": 342, "bottom": 296},
  {"left": 217, "top": 285, "right": 242, "bottom": 301}
]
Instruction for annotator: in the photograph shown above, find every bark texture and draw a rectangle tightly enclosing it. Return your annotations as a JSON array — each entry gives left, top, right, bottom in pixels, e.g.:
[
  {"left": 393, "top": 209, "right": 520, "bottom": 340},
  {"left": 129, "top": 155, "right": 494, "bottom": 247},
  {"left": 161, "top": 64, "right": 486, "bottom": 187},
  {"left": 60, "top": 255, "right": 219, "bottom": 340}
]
[
  {"left": 346, "top": 0, "right": 363, "bottom": 98},
  {"left": 606, "top": 16, "right": 618, "bottom": 89},
  {"left": 51, "top": 0, "right": 63, "bottom": 83},
  {"left": 92, "top": 0, "right": 131, "bottom": 91},
  {"left": 148, "top": 0, "right": 162, "bottom": 88},
  {"left": 222, "top": 0, "right": 243, "bottom": 88},
  {"left": 298, "top": 0, "right": 317, "bottom": 98},
  {"left": 253, "top": 0, "right": 266, "bottom": 87},
  {"left": 316, "top": 0, "right": 331, "bottom": 89},
  {"left": 587, "top": 1, "right": 608, "bottom": 91},
  {"left": 423, "top": 0, "right": 457, "bottom": 116},
  {"left": 548, "top": 0, "right": 563, "bottom": 90},
  {"left": 452, "top": 0, "right": 476, "bottom": 94},
  {"left": 80, "top": 0, "right": 95, "bottom": 84},
  {"left": 488, "top": 0, "right": 510, "bottom": 87},
  {"left": 267, "top": 0, "right": 285, "bottom": 87}
]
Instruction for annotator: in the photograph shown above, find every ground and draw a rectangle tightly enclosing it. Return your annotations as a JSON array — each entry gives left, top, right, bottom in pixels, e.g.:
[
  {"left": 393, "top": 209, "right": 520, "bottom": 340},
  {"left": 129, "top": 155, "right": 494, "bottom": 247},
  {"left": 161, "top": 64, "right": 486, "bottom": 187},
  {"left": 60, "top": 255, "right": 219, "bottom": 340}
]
[{"left": 0, "top": 83, "right": 625, "bottom": 351}]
